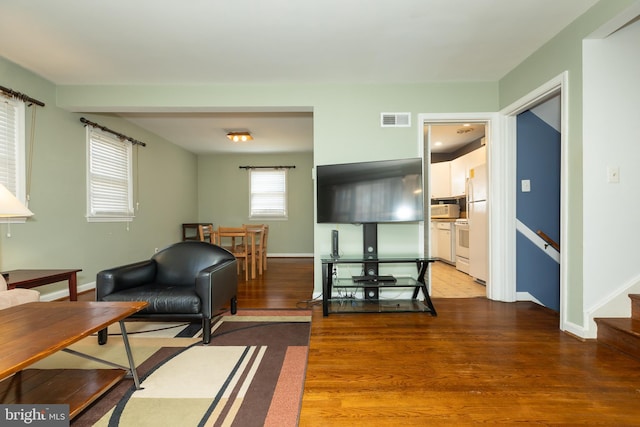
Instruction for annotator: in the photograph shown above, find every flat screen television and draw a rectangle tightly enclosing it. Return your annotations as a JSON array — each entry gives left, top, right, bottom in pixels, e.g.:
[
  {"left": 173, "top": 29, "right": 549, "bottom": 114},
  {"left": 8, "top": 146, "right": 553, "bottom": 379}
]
[{"left": 316, "top": 157, "right": 424, "bottom": 224}]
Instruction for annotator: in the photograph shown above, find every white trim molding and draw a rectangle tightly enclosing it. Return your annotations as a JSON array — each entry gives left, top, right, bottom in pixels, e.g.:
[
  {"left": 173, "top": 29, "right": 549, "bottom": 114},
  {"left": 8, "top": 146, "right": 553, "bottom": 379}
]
[
  {"left": 517, "top": 292, "right": 543, "bottom": 305},
  {"left": 418, "top": 112, "right": 499, "bottom": 300},
  {"left": 515, "top": 219, "right": 560, "bottom": 264},
  {"left": 499, "top": 71, "right": 569, "bottom": 331},
  {"left": 40, "top": 281, "right": 96, "bottom": 302}
]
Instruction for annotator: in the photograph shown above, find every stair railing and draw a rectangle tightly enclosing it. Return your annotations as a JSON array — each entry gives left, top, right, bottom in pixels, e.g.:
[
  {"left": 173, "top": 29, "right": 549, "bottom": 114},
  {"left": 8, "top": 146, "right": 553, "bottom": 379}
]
[{"left": 536, "top": 230, "right": 560, "bottom": 252}]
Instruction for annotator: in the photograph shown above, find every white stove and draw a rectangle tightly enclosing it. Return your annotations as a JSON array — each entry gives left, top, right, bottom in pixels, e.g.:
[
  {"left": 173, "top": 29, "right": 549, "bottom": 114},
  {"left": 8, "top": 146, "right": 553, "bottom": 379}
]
[{"left": 454, "top": 219, "right": 470, "bottom": 274}]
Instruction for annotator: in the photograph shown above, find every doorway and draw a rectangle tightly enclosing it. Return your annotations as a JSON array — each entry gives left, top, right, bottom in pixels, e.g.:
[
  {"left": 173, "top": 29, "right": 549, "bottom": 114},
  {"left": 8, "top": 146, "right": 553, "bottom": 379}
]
[
  {"left": 421, "top": 115, "right": 493, "bottom": 298},
  {"left": 499, "top": 72, "right": 568, "bottom": 327},
  {"left": 515, "top": 96, "right": 561, "bottom": 311}
]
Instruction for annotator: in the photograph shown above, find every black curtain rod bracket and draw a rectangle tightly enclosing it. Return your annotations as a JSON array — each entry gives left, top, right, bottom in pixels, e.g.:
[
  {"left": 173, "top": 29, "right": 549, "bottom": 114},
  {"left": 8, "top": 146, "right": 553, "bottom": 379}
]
[
  {"left": 0, "top": 85, "right": 45, "bottom": 107},
  {"left": 80, "top": 117, "right": 147, "bottom": 147},
  {"left": 239, "top": 165, "right": 296, "bottom": 170}
]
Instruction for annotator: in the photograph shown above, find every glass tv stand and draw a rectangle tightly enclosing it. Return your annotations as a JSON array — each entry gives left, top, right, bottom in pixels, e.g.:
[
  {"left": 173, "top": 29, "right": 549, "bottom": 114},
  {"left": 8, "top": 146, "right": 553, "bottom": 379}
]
[{"left": 321, "top": 255, "right": 437, "bottom": 317}]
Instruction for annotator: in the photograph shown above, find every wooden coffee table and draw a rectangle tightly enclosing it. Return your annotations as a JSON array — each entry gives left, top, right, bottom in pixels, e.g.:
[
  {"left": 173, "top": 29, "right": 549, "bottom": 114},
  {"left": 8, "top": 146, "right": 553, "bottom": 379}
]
[{"left": 0, "top": 301, "right": 147, "bottom": 418}]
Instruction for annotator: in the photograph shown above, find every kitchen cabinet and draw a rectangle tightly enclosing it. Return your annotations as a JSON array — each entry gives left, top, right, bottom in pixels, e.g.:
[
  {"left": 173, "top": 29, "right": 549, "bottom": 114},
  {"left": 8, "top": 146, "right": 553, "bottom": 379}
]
[
  {"left": 448, "top": 145, "right": 487, "bottom": 197},
  {"left": 435, "top": 221, "right": 454, "bottom": 263},
  {"left": 430, "top": 162, "right": 451, "bottom": 198},
  {"left": 465, "top": 144, "right": 486, "bottom": 174},
  {"left": 450, "top": 156, "right": 466, "bottom": 197}
]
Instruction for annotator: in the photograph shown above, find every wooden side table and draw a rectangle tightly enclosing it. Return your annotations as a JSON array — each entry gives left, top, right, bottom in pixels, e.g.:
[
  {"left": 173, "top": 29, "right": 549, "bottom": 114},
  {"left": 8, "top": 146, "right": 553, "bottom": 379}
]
[{"left": 4, "top": 269, "right": 82, "bottom": 301}]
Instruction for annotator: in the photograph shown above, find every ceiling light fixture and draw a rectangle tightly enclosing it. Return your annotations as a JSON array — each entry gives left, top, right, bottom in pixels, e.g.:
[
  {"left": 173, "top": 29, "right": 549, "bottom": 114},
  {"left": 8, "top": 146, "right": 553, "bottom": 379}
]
[
  {"left": 226, "top": 132, "right": 253, "bottom": 142},
  {"left": 456, "top": 127, "right": 474, "bottom": 134}
]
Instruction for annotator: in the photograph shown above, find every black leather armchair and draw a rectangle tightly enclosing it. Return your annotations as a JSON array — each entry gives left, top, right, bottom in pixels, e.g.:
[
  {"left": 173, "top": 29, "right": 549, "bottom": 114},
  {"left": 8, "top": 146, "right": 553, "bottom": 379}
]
[{"left": 96, "top": 241, "right": 238, "bottom": 344}]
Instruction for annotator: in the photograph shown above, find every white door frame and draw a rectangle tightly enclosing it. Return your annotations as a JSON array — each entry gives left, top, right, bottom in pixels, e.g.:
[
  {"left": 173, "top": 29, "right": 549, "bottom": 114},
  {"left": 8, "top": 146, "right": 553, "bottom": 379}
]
[
  {"left": 418, "top": 112, "right": 500, "bottom": 301},
  {"left": 499, "top": 72, "right": 569, "bottom": 330}
]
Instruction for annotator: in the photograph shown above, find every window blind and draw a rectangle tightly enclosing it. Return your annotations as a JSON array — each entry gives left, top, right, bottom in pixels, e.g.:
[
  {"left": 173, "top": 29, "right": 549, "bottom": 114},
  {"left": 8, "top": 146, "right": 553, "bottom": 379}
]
[
  {"left": 0, "top": 98, "right": 20, "bottom": 195},
  {"left": 250, "top": 168, "right": 287, "bottom": 218},
  {"left": 87, "top": 129, "right": 134, "bottom": 220}
]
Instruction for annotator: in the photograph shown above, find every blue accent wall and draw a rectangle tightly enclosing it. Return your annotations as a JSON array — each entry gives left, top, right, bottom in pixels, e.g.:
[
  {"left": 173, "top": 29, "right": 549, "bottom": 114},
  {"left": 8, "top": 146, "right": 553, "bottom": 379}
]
[
  {"left": 516, "top": 230, "right": 560, "bottom": 310},
  {"left": 516, "top": 110, "right": 560, "bottom": 242},
  {"left": 516, "top": 107, "right": 561, "bottom": 311}
]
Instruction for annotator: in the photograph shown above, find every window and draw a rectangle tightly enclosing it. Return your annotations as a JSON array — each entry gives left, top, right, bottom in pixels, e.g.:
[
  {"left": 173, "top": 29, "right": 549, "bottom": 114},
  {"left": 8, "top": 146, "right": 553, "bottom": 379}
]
[
  {"left": 86, "top": 128, "right": 134, "bottom": 222},
  {"left": 0, "top": 96, "right": 28, "bottom": 221},
  {"left": 249, "top": 168, "right": 287, "bottom": 219}
]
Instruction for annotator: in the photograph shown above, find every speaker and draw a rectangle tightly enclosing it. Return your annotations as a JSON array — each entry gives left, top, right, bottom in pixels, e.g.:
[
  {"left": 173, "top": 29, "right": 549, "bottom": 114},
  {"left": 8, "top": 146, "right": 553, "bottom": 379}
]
[
  {"left": 362, "top": 223, "right": 378, "bottom": 283},
  {"left": 363, "top": 224, "right": 378, "bottom": 259},
  {"left": 364, "top": 286, "right": 379, "bottom": 300},
  {"left": 331, "top": 229, "right": 339, "bottom": 258}
]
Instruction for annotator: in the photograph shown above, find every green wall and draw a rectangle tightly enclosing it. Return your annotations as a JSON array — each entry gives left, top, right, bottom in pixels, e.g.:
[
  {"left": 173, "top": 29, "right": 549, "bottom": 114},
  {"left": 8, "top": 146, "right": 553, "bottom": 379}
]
[
  {"left": 0, "top": 57, "right": 199, "bottom": 296},
  {"left": 8, "top": 54, "right": 499, "bottom": 297},
  {"left": 197, "top": 152, "right": 314, "bottom": 255},
  {"left": 55, "top": 81, "right": 498, "bottom": 293}
]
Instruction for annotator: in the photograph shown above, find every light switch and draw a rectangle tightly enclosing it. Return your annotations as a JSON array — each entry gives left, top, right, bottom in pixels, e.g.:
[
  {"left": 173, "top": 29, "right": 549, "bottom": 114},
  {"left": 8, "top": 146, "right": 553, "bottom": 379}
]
[
  {"left": 521, "top": 179, "right": 531, "bottom": 192},
  {"left": 607, "top": 166, "right": 620, "bottom": 183}
]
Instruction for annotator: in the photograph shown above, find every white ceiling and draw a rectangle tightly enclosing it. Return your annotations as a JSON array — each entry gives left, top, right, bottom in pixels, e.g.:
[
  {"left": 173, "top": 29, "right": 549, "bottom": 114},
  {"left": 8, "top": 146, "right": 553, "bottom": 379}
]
[
  {"left": 428, "top": 124, "right": 486, "bottom": 154},
  {"left": 0, "top": 0, "right": 598, "bottom": 154},
  {"left": 116, "top": 111, "right": 315, "bottom": 154}
]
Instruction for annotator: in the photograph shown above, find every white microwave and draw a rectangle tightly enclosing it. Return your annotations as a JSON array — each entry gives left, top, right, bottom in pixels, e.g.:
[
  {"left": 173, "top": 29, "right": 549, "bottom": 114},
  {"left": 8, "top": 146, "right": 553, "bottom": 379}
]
[{"left": 431, "top": 204, "right": 460, "bottom": 219}]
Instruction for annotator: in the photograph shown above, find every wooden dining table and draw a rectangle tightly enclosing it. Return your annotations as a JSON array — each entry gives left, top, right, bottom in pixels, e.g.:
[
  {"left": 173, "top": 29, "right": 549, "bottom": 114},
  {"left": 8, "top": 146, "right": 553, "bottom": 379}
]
[{"left": 214, "top": 225, "right": 265, "bottom": 280}]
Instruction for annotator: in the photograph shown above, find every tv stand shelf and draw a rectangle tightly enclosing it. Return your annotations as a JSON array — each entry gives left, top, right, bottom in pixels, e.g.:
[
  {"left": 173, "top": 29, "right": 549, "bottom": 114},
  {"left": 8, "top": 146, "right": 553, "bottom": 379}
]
[{"left": 321, "top": 256, "right": 437, "bottom": 317}]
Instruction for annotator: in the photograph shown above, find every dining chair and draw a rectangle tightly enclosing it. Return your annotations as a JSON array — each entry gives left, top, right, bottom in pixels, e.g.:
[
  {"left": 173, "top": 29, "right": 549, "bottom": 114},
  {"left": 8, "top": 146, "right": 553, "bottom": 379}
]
[
  {"left": 260, "top": 225, "right": 269, "bottom": 271},
  {"left": 217, "top": 226, "right": 249, "bottom": 280},
  {"left": 243, "top": 224, "right": 267, "bottom": 276},
  {"left": 198, "top": 224, "right": 214, "bottom": 243}
]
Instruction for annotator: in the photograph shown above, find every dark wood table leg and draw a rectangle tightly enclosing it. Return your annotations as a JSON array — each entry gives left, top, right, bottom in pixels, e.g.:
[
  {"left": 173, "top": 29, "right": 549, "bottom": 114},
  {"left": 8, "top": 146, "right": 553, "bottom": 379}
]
[{"left": 69, "top": 272, "right": 78, "bottom": 301}]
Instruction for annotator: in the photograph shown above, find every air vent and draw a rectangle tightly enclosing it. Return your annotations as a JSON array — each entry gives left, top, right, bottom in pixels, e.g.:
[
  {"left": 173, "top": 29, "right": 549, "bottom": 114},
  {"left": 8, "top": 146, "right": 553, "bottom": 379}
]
[{"left": 380, "top": 112, "right": 411, "bottom": 128}]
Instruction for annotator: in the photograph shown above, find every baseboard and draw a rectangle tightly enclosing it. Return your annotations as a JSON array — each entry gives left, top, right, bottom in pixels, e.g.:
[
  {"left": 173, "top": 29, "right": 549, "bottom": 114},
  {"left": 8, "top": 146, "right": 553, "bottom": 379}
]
[
  {"left": 268, "top": 253, "right": 314, "bottom": 258},
  {"left": 585, "top": 274, "right": 640, "bottom": 339},
  {"left": 562, "top": 319, "right": 590, "bottom": 339},
  {"left": 516, "top": 291, "right": 543, "bottom": 306},
  {"left": 40, "top": 281, "right": 96, "bottom": 302}
]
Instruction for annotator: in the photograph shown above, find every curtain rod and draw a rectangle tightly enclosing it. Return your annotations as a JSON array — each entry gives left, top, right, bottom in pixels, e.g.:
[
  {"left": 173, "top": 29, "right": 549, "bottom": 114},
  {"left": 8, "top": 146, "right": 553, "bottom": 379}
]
[
  {"left": 80, "top": 117, "right": 147, "bottom": 147},
  {"left": 239, "top": 165, "right": 296, "bottom": 170},
  {"left": 0, "top": 85, "right": 45, "bottom": 107}
]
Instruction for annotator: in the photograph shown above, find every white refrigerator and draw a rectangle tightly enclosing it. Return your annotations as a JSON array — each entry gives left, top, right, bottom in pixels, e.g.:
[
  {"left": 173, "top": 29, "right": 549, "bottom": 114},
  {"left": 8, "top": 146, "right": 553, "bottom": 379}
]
[{"left": 467, "top": 164, "right": 487, "bottom": 282}]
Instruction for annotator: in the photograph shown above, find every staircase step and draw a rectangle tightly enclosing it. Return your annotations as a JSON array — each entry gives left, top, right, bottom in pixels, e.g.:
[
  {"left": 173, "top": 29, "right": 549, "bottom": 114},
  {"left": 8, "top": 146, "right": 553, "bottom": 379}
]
[
  {"left": 630, "top": 294, "right": 640, "bottom": 320},
  {"left": 595, "top": 317, "right": 640, "bottom": 360}
]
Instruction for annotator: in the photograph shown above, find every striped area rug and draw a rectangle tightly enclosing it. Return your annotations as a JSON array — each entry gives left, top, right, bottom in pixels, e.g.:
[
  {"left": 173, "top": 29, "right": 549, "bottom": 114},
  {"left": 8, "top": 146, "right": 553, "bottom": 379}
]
[{"left": 33, "top": 309, "right": 311, "bottom": 427}]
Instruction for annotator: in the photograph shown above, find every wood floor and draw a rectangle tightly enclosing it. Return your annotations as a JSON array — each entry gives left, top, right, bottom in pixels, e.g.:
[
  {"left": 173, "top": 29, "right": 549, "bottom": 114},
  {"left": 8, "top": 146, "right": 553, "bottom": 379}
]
[{"left": 77, "top": 258, "right": 640, "bottom": 425}]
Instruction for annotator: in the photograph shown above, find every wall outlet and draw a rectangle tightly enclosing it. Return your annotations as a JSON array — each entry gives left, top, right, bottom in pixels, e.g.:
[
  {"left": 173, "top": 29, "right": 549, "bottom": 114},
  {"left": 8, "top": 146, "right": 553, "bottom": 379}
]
[{"left": 607, "top": 166, "right": 620, "bottom": 183}]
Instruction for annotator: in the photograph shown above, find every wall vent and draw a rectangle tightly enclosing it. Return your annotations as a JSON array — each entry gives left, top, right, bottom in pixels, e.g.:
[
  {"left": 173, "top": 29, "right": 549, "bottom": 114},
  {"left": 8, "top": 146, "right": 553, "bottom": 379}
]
[{"left": 380, "top": 112, "right": 411, "bottom": 128}]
